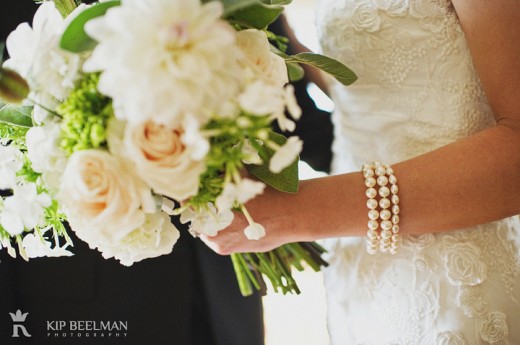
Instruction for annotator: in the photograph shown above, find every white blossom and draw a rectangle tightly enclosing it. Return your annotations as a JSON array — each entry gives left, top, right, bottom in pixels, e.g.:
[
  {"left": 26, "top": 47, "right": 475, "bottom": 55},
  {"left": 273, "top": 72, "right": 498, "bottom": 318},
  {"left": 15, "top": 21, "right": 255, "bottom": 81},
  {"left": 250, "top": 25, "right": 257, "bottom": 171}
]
[
  {"left": 180, "top": 204, "right": 234, "bottom": 237},
  {"left": 0, "top": 146, "right": 24, "bottom": 190},
  {"left": 4, "top": 2, "right": 85, "bottom": 123},
  {"left": 244, "top": 222, "right": 266, "bottom": 240},
  {"left": 97, "top": 211, "right": 180, "bottom": 266},
  {"left": 215, "top": 178, "right": 265, "bottom": 211},
  {"left": 26, "top": 121, "right": 67, "bottom": 191},
  {"left": 0, "top": 184, "right": 52, "bottom": 236},
  {"left": 22, "top": 229, "right": 74, "bottom": 258},
  {"left": 83, "top": 0, "right": 244, "bottom": 126},
  {"left": 269, "top": 136, "right": 302, "bottom": 173}
]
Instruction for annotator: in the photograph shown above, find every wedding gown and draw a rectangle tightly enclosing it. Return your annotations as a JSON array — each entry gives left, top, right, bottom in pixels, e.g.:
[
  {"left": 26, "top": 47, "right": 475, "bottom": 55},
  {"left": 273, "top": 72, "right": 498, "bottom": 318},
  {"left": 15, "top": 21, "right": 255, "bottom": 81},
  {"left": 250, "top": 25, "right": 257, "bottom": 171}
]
[{"left": 314, "top": 0, "right": 520, "bottom": 344}]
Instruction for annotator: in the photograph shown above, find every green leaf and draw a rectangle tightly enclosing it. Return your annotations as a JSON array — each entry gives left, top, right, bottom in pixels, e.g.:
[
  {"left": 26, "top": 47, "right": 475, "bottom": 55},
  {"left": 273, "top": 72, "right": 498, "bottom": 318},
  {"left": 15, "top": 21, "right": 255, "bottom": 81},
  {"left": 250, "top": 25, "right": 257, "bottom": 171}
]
[
  {"left": 285, "top": 52, "right": 358, "bottom": 86},
  {"left": 221, "top": 0, "right": 284, "bottom": 29},
  {"left": 0, "top": 102, "right": 33, "bottom": 127},
  {"left": 246, "top": 131, "right": 299, "bottom": 193},
  {"left": 286, "top": 61, "right": 304, "bottom": 82},
  {"left": 60, "top": 0, "right": 121, "bottom": 53},
  {"left": 53, "top": 0, "right": 79, "bottom": 18}
]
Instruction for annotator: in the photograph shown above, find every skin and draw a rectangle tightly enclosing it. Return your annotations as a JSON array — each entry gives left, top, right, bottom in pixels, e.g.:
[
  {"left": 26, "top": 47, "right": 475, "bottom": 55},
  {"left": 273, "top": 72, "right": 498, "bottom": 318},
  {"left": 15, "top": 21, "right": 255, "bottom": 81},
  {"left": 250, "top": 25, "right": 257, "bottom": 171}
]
[{"left": 201, "top": 0, "right": 520, "bottom": 255}]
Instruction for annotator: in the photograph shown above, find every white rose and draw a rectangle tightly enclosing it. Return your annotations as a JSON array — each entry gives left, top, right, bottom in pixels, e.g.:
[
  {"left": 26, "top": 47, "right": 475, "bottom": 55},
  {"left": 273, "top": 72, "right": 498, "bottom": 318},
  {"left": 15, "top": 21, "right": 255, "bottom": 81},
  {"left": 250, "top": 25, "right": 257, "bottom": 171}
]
[
  {"left": 97, "top": 212, "right": 180, "bottom": 266},
  {"left": 442, "top": 241, "right": 487, "bottom": 286},
  {"left": 110, "top": 119, "right": 207, "bottom": 201},
  {"left": 236, "top": 29, "right": 288, "bottom": 87},
  {"left": 436, "top": 331, "right": 468, "bottom": 345},
  {"left": 458, "top": 286, "right": 488, "bottom": 318},
  {"left": 351, "top": 3, "right": 382, "bottom": 32},
  {"left": 59, "top": 150, "right": 155, "bottom": 246},
  {"left": 480, "top": 312, "right": 509, "bottom": 344}
]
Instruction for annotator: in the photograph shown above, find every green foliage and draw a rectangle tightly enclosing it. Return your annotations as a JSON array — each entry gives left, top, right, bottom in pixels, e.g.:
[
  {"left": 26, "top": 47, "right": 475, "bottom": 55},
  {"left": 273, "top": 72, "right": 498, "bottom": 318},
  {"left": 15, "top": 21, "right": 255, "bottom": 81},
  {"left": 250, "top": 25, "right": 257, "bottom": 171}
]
[
  {"left": 60, "top": 0, "right": 121, "bottom": 52},
  {"left": 284, "top": 52, "right": 358, "bottom": 86},
  {"left": 0, "top": 122, "right": 29, "bottom": 148},
  {"left": 52, "top": 0, "right": 79, "bottom": 18},
  {"left": 58, "top": 73, "right": 113, "bottom": 155},
  {"left": 246, "top": 131, "right": 299, "bottom": 193},
  {"left": 0, "top": 102, "right": 33, "bottom": 128}
]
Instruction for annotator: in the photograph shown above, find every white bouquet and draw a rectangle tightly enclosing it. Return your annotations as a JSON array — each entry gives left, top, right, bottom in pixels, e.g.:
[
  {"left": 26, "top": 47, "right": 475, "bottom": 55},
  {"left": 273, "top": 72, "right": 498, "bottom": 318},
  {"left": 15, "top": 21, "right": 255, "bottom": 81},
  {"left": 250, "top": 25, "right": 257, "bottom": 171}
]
[{"left": 0, "top": 0, "right": 356, "bottom": 295}]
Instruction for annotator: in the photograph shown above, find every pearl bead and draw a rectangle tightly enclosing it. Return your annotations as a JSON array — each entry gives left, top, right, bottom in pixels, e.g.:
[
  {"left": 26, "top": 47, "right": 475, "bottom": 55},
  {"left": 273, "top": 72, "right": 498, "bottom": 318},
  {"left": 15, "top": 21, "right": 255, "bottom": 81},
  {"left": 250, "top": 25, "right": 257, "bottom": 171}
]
[
  {"left": 377, "top": 175, "right": 388, "bottom": 186},
  {"left": 362, "top": 163, "right": 372, "bottom": 171},
  {"left": 375, "top": 166, "right": 386, "bottom": 176},
  {"left": 379, "top": 186, "right": 390, "bottom": 198},
  {"left": 391, "top": 234, "right": 400, "bottom": 242},
  {"left": 379, "top": 198, "right": 390, "bottom": 209},
  {"left": 368, "top": 219, "right": 379, "bottom": 230},
  {"left": 381, "top": 220, "right": 392, "bottom": 231},
  {"left": 389, "top": 174, "right": 397, "bottom": 184},
  {"left": 363, "top": 168, "right": 374, "bottom": 178},
  {"left": 381, "top": 229, "right": 392, "bottom": 239},
  {"left": 392, "top": 215, "right": 400, "bottom": 224},
  {"left": 391, "top": 195, "right": 400, "bottom": 204},
  {"left": 380, "top": 238, "right": 391, "bottom": 245},
  {"left": 391, "top": 185, "right": 399, "bottom": 194},
  {"left": 392, "top": 205, "right": 400, "bottom": 215},
  {"left": 367, "top": 238, "right": 379, "bottom": 247},
  {"left": 366, "top": 188, "right": 377, "bottom": 199},
  {"left": 386, "top": 167, "right": 394, "bottom": 175},
  {"left": 392, "top": 225, "right": 400, "bottom": 233},
  {"left": 367, "top": 199, "right": 378, "bottom": 209},
  {"left": 368, "top": 209, "right": 379, "bottom": 220},
  {"left": 365, "top": 177, "right": 376, "bottom": 188},
  {"left": 380, "top": 209, "right": 391, "bottom": 220},
  {"left": 367, "top": 229, "right": 379, "bottom": 239}
]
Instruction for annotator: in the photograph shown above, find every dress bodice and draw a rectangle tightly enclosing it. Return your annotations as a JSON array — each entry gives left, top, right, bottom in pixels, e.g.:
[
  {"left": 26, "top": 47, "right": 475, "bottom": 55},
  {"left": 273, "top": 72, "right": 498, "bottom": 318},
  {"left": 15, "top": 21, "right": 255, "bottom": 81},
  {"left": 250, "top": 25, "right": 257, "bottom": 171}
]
[
  {"left": 316, "top": 0, "right": 495, "bottom": 171},
  {"left": 314, "top": 1, "right": 520, "bottom": 344}
]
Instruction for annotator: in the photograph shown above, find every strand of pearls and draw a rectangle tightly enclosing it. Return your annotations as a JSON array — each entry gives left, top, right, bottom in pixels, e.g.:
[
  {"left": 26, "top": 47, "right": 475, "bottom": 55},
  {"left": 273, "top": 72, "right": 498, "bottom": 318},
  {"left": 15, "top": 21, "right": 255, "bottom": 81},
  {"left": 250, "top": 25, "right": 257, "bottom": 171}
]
[{"left": 362, "top": 162, "right": 400, "bottom": 255}]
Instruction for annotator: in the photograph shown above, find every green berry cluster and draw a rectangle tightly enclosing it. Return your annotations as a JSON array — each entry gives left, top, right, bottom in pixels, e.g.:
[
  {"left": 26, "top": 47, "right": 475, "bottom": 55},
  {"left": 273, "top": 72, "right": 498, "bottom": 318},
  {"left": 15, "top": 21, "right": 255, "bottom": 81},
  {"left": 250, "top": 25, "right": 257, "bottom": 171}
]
[{"left": 58, "top": 73, "right": 113, "bottom": 155}]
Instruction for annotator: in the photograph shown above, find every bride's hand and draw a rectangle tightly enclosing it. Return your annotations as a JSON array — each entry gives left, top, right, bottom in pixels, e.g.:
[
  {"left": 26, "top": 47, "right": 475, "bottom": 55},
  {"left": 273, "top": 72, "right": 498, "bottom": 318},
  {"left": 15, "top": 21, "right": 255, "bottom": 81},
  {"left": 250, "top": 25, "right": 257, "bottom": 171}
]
[
  {"left": 199, "top": 184, "right": 299, "bottom": 255},
  {"left": 200, "top": 174, "right": 368, "bottom": 255}
]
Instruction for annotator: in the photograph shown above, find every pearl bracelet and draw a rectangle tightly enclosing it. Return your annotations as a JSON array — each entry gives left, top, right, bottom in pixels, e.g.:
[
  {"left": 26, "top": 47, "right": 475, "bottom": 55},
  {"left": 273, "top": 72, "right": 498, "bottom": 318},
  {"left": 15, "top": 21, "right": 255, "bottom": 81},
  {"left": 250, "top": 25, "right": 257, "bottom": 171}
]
[{"left": 362, "top": 162, "right": 400, "bottom": 255}]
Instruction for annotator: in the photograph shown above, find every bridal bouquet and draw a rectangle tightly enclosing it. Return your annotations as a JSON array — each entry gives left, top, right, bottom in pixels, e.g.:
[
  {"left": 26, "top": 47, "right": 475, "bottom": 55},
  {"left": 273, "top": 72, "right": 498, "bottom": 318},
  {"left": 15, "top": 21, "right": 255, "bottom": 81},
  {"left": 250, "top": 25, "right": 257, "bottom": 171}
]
[{"left": 0, "top": 0, "right": 355, "bottom": 296}]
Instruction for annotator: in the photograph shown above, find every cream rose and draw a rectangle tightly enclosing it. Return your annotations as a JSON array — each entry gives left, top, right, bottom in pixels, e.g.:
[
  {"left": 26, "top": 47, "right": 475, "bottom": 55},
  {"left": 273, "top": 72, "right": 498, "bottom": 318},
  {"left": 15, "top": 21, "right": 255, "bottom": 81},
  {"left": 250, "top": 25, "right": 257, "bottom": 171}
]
[
  {"left": 443, "top": 241, "right": 487, "bottom": 286},
  {"left": 59, "top": 150, "right": 155, "bottom": 246},
  {"left": 114, "top": 119, "right": 207, "bottom": 201},
  {"left": 480, "top": 312, "right": 509, "bottom": 344},
  {"left": 97, "top": 212, "right": 180, "bottom": 266},
  {"left": 351, "top": 3, "right": 382, "bottom": 32},
  {"left": 236, "top": 29, "right": 288, "bottom": 87}
]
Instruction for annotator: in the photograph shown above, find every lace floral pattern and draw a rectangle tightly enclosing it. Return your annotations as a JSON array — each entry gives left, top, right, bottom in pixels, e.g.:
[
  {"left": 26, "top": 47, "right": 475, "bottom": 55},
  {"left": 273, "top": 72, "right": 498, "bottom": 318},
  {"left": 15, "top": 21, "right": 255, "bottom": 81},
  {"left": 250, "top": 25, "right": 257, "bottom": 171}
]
[{"left": 317, "top": 0, "right": 520, "bottom": 344}]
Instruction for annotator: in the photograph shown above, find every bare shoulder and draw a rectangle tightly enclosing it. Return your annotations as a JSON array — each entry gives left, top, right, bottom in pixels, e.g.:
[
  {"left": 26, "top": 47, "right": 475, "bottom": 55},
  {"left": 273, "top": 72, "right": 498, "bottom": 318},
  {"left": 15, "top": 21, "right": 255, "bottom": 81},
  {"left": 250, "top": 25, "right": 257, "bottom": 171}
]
[{"left": 451, "top": 0, "right": 520, "bottom": 124}]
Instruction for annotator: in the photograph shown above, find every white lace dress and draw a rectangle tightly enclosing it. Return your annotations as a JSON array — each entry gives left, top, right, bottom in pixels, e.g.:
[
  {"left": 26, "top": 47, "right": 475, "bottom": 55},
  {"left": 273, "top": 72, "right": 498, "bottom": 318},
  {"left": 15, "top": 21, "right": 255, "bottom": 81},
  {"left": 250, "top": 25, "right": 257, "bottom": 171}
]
[{"left": 315, "top": 0, "right": 520, "bottom": 344}]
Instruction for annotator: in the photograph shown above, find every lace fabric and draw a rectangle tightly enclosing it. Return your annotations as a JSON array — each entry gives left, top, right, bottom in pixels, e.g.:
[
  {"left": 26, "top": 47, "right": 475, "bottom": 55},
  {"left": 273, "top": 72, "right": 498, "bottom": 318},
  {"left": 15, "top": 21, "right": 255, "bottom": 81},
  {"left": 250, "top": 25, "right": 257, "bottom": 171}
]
[{"left": 315, "top": 0, "right": 520, "bottom": 343}]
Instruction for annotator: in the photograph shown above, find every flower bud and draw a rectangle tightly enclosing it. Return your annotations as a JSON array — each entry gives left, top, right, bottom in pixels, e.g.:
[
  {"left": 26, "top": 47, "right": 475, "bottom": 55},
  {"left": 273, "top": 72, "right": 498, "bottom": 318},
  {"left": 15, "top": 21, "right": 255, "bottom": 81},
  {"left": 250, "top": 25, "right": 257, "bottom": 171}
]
[{"left": 0, "top": 67, "right": 29, "bottom": 104}]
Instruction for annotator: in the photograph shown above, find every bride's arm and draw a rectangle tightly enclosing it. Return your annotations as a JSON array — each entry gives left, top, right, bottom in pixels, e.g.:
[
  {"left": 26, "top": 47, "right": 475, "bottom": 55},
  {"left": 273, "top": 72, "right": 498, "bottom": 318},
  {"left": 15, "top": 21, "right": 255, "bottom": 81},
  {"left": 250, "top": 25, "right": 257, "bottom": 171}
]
[{"left": 201, "top": 0, "right": 520, "bottom": 254}]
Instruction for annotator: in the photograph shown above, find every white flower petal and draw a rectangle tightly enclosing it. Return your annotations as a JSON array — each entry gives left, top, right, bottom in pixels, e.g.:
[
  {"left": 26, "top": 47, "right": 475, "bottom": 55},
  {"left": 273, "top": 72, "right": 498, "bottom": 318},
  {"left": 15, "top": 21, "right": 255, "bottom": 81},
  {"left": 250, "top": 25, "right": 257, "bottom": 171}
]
[{"left": 244, "top": 223, "right": 265, "bottom": 240}]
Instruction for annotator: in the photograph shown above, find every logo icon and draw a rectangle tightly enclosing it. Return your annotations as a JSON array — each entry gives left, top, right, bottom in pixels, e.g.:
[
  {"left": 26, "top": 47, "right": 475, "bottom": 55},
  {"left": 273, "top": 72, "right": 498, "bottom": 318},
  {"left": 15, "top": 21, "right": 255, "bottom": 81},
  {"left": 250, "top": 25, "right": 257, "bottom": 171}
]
[{"left": 9, "top": 310, "right": 31, "bottom": 338}]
